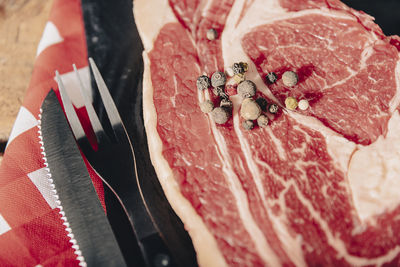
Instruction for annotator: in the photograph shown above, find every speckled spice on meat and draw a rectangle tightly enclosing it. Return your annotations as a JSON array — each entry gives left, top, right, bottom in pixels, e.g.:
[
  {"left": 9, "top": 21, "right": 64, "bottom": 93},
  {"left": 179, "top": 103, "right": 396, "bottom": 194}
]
[{"left": 135, "top": 0, "right": 400, "bottom": 266}]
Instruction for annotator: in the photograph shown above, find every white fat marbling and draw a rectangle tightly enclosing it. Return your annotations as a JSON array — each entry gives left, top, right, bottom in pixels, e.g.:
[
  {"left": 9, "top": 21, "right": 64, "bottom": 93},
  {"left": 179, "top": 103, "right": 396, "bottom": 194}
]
[
  {"left": 134, "top": 0, "right": 177, "bottom": 52},
  {"left": 135, "top": 1, "right": 227, "bottom": 266},
  {"left": 348, "top": 111, "right": 400, "bottom": 221}
]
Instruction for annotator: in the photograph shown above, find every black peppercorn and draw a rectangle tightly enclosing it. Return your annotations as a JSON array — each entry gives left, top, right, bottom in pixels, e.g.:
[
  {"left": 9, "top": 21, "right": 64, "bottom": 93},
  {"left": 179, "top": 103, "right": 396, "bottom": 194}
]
[
  {"left": 197, "top": 75, "right": 211, "bottom": 91},
  {"left": 220, "top": 98, "right": 233, "bottom": 109},
  {"left": 268, "top": 103, "right": 279, "bottom": 114},
  {"left": 266, "top": 72, "right": 278, "bottom": 84},
  {"left": 233, "top": 63, "right": 245, "bottom": 75},
  {"left": 255, "top": 97, "right": 268, "bottom": 112},
  {"left": 212, "top": 86, "right": 224, "bottom": 96}
]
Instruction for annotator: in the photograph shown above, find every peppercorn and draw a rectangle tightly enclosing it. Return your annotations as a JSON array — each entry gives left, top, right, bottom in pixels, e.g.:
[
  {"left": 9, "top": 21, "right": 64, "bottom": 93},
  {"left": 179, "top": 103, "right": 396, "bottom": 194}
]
[
  {"left": 233, "top": 63, "right": 245, "bottom": 75},
  {"left": 212, "top": 86, "right": 225, "bottom": 97},
  {"left": 266, "top": 72, "right": 277, "bottom": 84},
  {"left": 200, "top": 100, "right": 214, "bottom": 113},
  {"left": 237, "top": 80, "right": 256, "bottom": 98},
  {"left": 212, "top": 87, "right": 229, "bottom": 100},
  {"left": 233, "top": 74, "right": 245, "bottom": 84},
  {"left": 240, "top": 98, "right": 261, "bottom": 120},
  {"left": 268, "top": 103, "right": 279, "bottom": 114},
  {"left": 240, "top": 62, "right": 249, "bottom": 72},
  {"left": 282, "top": 71, "right": 298, "bottom": 87},
  {"left": 242, "top": 120, "right": 254, "bottom": 130},
  {"left": 207, "top": 28, "right": 218, "bottom": 40},
  {"left": 298, "top": 99, "right": 309, "bottom": 110},
  {"left": 211, "top": 71, "right": 227, "bottom": 87},
  {"left": 196, "top": 75, "right": 211, "bottom": 91},
  {"left": 257, "top": 115, "right": 269, "bottom": 128},
  {"left": 220, "top": 98, "right": 233, "bottom": 109},
  {"left": 225, "top": 67, "right": 235, "bottom": 77},
  {"left": 285, "top": 96, "right": 298, "bottom": 110},
  {"left": 212, "top": 107, "right": 230, "bottom": 124},
  {"left": 220, "top": 92, "right": 229, "bottom": 100},
  {"left": 255, "top": 97, "right": 268, "bottom": 111}
]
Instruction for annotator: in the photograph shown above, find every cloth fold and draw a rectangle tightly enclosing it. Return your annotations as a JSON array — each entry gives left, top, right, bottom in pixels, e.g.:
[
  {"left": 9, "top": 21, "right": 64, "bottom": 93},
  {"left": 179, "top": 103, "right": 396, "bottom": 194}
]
[{"left": 0, "top": 0, "right": 104, "bottom": 265}]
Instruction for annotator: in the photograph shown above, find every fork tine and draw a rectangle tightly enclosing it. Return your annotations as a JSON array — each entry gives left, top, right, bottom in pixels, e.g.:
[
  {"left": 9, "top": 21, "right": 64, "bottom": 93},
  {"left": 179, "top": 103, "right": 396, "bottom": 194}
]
[
  {"left": 56, "top": 71, "right": 86, "bottom": 143},
  {"left": 88, "top": 58, "right": 124, "bottom": 139},
  {"left": 73, "top": 64, "right": 110, "bottom": 145}
]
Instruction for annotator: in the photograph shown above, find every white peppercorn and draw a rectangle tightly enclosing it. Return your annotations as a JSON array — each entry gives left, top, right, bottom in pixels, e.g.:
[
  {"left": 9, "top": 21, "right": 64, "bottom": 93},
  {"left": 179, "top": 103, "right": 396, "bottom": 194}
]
[
  {"left": 237, "top": 80, "right": 256, "bottom": 98},
  {"left": 240, "top": 98, "right": 261, "bottom": 120},
  {"left": 212, "top": 107, "right": 230, "bottom": 124},
  {"left": 298, "top": 99, "right": 309, "bottom": 110},
  {"left": 242, "top": 120, "right": 254, "bottom": 130},
  {"left": 207, "top": 28, "right": 218, "bottom": 40},
  {"left": 211, "top": 71, "right": 227, "bottom": 87},
  {"left": 282, "top": 71, "right": 298, "bottom": 87},
  {"left": 225, "top": 67, "right": 234, "bottom": 77},
  {"left": 200, "top": 100, "right": 214, "bottom": 113},
  {"left": 257, "top": 115, "right": 269, "bottom": 128}
]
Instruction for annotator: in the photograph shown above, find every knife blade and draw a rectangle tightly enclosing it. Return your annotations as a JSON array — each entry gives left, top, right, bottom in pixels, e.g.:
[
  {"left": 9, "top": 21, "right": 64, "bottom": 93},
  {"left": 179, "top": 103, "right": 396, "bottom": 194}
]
[{"left": 38, "top": 89, "right": 127, "bottom": 267}]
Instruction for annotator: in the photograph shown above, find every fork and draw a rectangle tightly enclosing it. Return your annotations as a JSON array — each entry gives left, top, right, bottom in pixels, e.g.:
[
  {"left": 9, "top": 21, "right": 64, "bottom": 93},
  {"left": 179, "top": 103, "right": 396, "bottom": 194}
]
[{"left": 55, "top": 58, "right": 174, "bottom": 267}]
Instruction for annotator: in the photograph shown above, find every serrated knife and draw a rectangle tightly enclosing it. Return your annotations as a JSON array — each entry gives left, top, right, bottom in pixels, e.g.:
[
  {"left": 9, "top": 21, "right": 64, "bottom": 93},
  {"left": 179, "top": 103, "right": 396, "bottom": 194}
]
[{"left": 38, "top": 90, "right": 127, "bottom": 267}]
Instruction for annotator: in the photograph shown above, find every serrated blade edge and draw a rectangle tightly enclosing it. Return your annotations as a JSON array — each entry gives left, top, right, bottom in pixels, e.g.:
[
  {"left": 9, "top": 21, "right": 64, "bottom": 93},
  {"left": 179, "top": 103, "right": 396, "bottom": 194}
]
[
  {"left": 37, "top": 90, "right": 126, "bottom": 267},
  {"left": 37, "top": 109, "right": 87, "bottom": 267}
]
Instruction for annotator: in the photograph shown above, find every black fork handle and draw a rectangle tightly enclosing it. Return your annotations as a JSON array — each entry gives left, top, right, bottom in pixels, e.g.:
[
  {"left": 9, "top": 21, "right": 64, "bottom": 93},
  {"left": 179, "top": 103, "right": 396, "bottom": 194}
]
[
  {"left": 103, "top": 175, "right": 177, "bottom": 267},
  {"left": 87, "top": 160, "right": 177, "bottom": 267},
  {"left": 140, "top": 233, "right": 176, "bottom": 267},
  {"left": 84, "top": 138, "right": 177, "bottom": 267}
]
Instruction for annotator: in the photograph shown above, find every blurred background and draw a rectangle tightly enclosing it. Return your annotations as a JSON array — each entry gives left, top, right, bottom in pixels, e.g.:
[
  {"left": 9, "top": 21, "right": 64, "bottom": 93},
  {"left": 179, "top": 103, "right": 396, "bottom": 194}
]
[
  {"left": 341, "top": 0, "right": 400, "bottom": 35},
  {"left": 0, "top": 0, "right": 398, "bottom": 163},
  {"left": 0, "top": 0, "right": 53, "bottom": 163}
]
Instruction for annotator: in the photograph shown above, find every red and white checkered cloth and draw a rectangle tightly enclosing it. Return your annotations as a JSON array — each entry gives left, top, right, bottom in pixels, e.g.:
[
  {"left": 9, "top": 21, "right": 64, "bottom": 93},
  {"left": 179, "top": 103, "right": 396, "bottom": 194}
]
[{"left": 0, "top": 0, "right": 106, "bottom": 265}]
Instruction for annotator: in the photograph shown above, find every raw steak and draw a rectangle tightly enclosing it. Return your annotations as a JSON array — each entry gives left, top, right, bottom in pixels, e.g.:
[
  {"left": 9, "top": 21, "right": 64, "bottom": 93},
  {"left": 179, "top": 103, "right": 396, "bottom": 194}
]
[{"left": 134, "top": 0, "right": 400, "bottom": 266}]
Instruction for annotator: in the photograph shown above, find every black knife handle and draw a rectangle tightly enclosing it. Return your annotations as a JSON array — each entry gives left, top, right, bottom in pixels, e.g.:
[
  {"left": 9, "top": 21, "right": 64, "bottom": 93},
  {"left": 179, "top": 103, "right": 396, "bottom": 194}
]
[{"left": 140, "top": 233, "right": 177, "bottom": 267}]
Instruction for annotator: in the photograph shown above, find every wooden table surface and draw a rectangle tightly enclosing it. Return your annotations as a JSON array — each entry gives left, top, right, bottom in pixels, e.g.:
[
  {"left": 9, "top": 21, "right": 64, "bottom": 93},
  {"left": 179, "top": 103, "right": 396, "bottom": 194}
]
[{"left": 0, "top": 0, "right": 53, "bottom": 161}]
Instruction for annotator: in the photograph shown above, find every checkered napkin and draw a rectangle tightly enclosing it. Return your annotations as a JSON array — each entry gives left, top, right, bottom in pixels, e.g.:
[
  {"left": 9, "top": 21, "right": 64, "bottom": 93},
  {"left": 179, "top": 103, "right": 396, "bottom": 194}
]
[{"left": 0, "top": 0, "right": 106, "bottom": 265}]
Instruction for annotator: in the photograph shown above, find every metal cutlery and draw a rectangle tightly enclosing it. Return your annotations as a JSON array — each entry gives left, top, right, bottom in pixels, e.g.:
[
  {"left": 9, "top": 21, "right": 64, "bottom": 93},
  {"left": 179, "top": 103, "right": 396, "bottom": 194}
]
[
  {"left": 55, "top": 58, "right": 175, "bottom": 267},
  {"left": 38, "top": 90, "right": 127, "bottom": 267}
]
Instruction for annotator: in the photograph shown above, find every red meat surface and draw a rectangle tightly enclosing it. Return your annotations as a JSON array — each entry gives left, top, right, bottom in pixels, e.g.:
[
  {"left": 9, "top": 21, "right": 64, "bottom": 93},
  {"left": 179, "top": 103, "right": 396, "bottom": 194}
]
[{"left": 144, "top": 0, "right": 400, "bottom": 265}]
